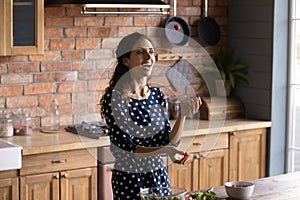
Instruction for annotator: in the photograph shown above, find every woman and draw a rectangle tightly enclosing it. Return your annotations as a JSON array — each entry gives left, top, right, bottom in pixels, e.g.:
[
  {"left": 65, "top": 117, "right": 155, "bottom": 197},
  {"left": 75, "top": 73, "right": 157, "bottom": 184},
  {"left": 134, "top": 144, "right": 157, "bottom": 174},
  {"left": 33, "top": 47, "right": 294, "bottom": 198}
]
[{"left": 100, "top": 32, "right": 201, "bottom": 199}]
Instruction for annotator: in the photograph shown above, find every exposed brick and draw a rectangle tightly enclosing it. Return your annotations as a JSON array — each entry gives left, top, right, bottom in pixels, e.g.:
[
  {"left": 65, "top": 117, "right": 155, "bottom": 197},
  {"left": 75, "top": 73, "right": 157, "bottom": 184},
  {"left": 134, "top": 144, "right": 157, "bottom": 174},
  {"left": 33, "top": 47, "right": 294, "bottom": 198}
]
[
  {"left": 118, "top": 27, "right": 145, "bottom": 36},
  {"left": 68, "top": 103, "right": 86, "bottom": 114},
  {"left": 29, "top": 51, "right": 61, "bottom": 62},
  {"left": 0, "top": 56, "right": 28, "bottom": 63},
  {"left": 7, "top": 63, "right": 40, "bottom": 73},
  {"left": 44, "top": 28, "right": 64, "bottom": 39},
  {"left": 72, "top": 92, "right": 101, "bottom": 103},
  {"left": 105, "top": 16, "right": 133, "bottom": 26},
  {"left": 88, "top": 27, "right": 117, "bottom": 37},
  {"left": 76, "top": 38, "right": 101, "bottom": 49},
  {"left": 177, "top": 6, "right": 200, "bottom": 16},
  {"left": 1, "top": 74, "right": 33, "bottom": 84},
  {"left": 0, "top": 85, "right": 23, "bottom": 97},
  {"left": 102, "top": 37, "right": 121, "bottom": 49},
  {"left": 74, "top": 16, "right": 104, "bottom": 26},
  {"left": 34, "top": 73, "right": 69, "bottom": 83},
  {"left": 66, "top": 7, "right": 82, "bottom": 16},
  {"left": 6, "top": 96, "right": 38, "bottom": 108},
  {"left": 40, "top": 110, "right": 73, "bottom": 127},
  {"left": 78, "top": 70, "right": 109, "bottom": 80},
  {"left": 57, "top": 81, "right": 87, "bottom": 93},
  {"left": 45, "top": 17, "right": 73, "bottom": 27},
  {"left": 95, "top": 59, "right": 116, "bottom": 70},
  {"left": 88, "top": 79, "right": 109, "bottom": 91},
  {"left": 62, "top": 50, "right": 84, "bottom": 60},
  {"left": 72, "top": 60, "right": 95, "bottom": 71},
  {"left": 44, "top": 7, "right": 65, "bottom": 17},
  {"left": 134, "top": 16, "right": 162, "bottom": 26},
  {"left": 64, "top": 27, "right": 87, "bottom": 38},
  {"left": 0, "top": 63, "right": 7, "bottom": 73},
  {"left": 24, "top": 83, "right": 56, "bottom": 95},
  {"left": 41, "top": 62, "right": 72, "bottom": 72},
  {"left": 85, "top": 49, "right": 113, "bottom": 59},
  {"left": 39, "top": 94, "right": 71, "bottom": 106},
  {"left": 44, "top": 40, "right": 50, "bottom": 51},
  {"left": 50, "top": 38, "right": 75, "bottom": 50}
]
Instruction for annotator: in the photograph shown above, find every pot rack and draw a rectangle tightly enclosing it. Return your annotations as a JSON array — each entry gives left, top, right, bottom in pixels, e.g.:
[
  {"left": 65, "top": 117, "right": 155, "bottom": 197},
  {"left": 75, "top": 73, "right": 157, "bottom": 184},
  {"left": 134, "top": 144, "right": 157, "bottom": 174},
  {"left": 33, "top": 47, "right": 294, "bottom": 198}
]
[{"left": 45, "top": 0, "right": 176, "bottom": 16}]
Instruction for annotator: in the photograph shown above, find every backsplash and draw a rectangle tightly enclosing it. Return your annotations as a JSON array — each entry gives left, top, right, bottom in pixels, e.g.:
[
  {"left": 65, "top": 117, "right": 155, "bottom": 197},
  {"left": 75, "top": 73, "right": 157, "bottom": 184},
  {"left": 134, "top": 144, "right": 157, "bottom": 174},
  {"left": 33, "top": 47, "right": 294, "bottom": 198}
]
[{"left": 0, "top": 0, "right": 228, "bottom": 129}]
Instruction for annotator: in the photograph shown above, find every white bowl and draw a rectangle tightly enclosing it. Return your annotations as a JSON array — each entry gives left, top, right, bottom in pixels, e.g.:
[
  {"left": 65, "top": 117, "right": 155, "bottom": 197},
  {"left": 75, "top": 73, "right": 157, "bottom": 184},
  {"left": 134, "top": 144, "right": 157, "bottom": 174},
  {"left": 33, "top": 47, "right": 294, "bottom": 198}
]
[
  {"left": 140, "top": 186, "right": 187, "bottom": 200},
  {"left": 224, "top": 181, "right": 254, "bottom": 199}
]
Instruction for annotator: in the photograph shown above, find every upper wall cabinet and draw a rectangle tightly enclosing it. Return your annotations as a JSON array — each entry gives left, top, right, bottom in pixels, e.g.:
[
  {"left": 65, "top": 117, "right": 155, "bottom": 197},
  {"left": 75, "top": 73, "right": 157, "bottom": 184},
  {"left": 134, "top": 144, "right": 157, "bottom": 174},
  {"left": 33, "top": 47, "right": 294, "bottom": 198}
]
[{"left": 0, "top": 0, "right": 44, "bottom": 56}]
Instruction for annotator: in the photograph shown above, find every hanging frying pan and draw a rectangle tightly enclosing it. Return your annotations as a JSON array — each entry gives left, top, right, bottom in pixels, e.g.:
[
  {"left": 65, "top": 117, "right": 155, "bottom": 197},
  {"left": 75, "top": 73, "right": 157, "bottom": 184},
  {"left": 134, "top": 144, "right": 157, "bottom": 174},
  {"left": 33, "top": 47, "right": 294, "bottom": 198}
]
[
  {"left": 198, "top": 0, "right": 220, "bottom": 46},
  {"left": 165, "top": 16, "right": 190, "bottom": 46}
]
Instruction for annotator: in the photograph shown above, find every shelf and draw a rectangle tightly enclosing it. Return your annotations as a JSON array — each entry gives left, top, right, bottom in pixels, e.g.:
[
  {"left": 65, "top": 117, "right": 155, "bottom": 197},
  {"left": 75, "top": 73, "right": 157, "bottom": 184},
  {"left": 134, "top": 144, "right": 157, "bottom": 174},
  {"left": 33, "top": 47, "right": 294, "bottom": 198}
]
[{"left": 45, "top": 0, "right": 175, "bottom": 15}]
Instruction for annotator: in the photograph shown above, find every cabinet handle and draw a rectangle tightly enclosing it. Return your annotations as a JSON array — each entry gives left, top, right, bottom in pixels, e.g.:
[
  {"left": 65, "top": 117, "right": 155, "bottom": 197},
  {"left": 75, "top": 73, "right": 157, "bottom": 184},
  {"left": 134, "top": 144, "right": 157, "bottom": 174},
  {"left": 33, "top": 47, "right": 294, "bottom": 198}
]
[
  {"left": 62, "top": 173, "right": 68, "bottom": 178},
  {"left": 200, "top": 154, "right": 206, "bottom": 158},
  {"left": 230, "top": 132, "right": 236, "bottom": 136},
  {"left": 51, "top": 159, "right": 67, "bottom": 164},
  {"left": 54, "top": 174, "right": 59, "bottom": 179},
  {"left": 193, "top": 153, "right": 200, "bottom": 159},
  {"left": 193, "top": 141, "right": 203, "bottom": 145}
]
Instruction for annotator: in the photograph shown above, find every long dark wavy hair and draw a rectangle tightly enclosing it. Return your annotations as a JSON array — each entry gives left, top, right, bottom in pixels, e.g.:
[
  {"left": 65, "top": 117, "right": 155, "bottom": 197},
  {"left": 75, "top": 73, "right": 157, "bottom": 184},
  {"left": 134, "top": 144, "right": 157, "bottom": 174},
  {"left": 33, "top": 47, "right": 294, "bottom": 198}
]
[{"left": 99, "top": 32, "right": 154, "bottom": 119}]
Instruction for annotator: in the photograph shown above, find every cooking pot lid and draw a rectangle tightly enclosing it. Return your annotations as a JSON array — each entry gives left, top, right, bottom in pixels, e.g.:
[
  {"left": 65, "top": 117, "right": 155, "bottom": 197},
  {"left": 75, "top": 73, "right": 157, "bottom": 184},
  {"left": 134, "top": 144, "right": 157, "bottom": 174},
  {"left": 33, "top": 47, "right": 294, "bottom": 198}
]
[{"left": 165, "top": 17, "right": 190, "bottom": 46}]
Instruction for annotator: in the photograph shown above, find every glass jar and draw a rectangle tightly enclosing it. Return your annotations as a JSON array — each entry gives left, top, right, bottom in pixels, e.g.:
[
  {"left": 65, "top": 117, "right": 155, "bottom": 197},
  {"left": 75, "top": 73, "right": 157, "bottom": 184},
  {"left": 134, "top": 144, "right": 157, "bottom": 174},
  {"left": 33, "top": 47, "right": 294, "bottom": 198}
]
[
  {"left": 0, "top": 113, "right": 14, "bottom": 137},
  {"left": 13, "top": 110, "right": 32, "bottom": 136}
]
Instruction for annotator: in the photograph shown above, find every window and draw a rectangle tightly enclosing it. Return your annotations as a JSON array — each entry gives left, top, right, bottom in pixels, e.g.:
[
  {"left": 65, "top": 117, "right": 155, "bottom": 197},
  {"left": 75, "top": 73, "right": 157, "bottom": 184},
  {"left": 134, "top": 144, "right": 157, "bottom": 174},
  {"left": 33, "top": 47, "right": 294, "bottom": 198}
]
[{"left": 287, "top": 0, "right": 300, "bottom": 172}]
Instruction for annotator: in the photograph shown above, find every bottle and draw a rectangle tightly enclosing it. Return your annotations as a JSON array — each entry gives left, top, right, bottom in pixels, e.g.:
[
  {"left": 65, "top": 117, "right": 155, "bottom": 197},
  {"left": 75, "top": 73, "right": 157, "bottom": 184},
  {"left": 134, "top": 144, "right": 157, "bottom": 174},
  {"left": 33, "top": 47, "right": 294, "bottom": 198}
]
[{"left": 49, "top": 99, "right": 60, "bottom": 131}]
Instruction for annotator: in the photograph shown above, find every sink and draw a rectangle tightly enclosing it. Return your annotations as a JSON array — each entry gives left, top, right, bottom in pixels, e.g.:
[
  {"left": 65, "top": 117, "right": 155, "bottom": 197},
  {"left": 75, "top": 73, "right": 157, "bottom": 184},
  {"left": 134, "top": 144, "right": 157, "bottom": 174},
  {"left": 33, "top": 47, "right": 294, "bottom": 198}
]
[{"left": 0, "top": 139, "right": 22, "bottom": 171}]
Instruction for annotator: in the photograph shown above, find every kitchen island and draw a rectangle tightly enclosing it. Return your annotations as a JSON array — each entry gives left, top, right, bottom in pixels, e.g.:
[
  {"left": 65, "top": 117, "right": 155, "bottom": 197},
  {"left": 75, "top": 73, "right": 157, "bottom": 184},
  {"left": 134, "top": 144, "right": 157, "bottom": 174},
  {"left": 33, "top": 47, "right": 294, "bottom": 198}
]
[{"left": 213, "top": 171, "right": 300, "bottom": 199}]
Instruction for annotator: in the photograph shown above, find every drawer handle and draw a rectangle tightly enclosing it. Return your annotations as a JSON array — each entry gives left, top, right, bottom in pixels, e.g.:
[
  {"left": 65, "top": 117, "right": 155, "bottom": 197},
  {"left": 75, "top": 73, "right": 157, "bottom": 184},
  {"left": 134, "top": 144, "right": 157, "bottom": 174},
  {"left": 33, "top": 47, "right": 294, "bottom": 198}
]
[
  {"left": 192, "top": 142, "right": 203, "bottom": 145},
  {"left": 51, "top": 159, "right": 67, "bottom": 164}
]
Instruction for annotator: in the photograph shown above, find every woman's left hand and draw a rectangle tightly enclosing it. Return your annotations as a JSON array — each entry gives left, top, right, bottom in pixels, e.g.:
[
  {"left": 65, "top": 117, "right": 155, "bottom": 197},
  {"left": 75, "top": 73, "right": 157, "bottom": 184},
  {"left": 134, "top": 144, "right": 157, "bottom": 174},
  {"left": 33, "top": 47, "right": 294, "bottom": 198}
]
[{"left": 180, "top": 96, "right": 202, "bottom": 116}]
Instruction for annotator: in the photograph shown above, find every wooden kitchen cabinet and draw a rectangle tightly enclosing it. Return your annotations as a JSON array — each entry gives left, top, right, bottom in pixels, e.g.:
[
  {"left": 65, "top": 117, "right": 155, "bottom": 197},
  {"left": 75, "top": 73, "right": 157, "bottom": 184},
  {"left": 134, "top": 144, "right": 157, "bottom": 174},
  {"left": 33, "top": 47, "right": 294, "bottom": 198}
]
[
  {"left": 0, "top": 0, "right": 44, "bottom": 56},
  {"left": 0, "top": 170, "right": 19, "bottom": 200},
  {"left": 168, "top": 149, "right": 228, "bottom": 191},
  {"left": 168, "top": 133, "right": 229, "bottom": 191},
  {"left": 19, "top": 148, "right": 98, "bottom": 200},
  {"left": 229, "top": 128, "right": 267, "bottom": 181},
  {"left": 168, "top": 126, "right": 268, "bottom": 190},
  {"left": 20, "top": 167, "right": 97, "bottom": 200}
]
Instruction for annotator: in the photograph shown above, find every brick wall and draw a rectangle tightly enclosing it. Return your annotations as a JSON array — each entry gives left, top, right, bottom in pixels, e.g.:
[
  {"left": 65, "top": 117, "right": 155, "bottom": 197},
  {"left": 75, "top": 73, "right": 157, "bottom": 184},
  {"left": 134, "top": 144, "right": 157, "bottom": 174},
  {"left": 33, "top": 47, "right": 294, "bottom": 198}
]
[{"left": 0, "top": 0, "right": 228, "bottom": 129}]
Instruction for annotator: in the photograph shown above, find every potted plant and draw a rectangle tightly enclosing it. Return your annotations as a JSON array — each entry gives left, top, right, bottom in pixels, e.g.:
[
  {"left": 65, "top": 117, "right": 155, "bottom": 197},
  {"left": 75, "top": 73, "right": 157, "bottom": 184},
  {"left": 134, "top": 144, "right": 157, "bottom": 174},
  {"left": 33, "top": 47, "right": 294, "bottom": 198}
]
[{"left": 198, "top": 48, "right": 249, "bottom": 96}]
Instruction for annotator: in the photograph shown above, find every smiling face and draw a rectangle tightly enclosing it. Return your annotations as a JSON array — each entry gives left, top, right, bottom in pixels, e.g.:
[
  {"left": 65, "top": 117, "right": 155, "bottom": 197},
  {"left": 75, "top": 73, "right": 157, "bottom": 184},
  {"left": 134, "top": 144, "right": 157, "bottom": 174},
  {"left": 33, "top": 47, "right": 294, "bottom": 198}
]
[{"left": 122, "top": 38, "right": 156, "bottom": 80}]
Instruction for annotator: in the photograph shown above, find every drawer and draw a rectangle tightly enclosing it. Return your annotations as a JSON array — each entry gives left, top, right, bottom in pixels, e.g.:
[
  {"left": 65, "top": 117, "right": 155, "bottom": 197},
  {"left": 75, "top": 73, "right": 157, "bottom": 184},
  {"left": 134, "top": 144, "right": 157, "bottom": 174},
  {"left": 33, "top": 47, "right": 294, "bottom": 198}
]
[
  {"left": 178, "top": 133, "right": 228, "bottom": 153},
  {"left": 20, "top": 148, "right": 97, "bottom": 176}
]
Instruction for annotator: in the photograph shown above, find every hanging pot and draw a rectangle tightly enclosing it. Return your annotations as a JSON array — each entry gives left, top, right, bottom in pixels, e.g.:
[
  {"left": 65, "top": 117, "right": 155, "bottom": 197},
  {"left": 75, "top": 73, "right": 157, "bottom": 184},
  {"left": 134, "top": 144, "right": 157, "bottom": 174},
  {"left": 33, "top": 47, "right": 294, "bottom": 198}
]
[
  {"left": 165, "top": 16, "right": 190, "bottom": 46},
  {"left": 198, "top": 0, "right": 220, "bottom": 46}
]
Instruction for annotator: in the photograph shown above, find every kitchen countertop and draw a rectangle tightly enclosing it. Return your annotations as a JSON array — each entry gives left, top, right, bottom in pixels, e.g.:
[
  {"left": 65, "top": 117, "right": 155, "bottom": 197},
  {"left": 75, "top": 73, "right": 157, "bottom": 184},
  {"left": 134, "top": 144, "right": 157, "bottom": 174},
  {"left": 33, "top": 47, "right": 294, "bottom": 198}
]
[
  {"left": 2, "top": 118, "right": 271, "bottom": 156},
  {"left": 213, "top": 171, "right": 300, "bottom": 199},
  {"left": 2, "top": 129, "right": 110, "bottom": 155}
]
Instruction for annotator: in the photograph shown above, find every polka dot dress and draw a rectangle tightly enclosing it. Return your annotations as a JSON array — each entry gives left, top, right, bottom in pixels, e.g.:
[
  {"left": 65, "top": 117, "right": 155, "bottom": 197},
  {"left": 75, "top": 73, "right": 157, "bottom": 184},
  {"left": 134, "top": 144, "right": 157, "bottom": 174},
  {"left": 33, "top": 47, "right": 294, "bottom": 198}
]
[{"left": 102, "top": 87, "right": 172, "bottom": 200}]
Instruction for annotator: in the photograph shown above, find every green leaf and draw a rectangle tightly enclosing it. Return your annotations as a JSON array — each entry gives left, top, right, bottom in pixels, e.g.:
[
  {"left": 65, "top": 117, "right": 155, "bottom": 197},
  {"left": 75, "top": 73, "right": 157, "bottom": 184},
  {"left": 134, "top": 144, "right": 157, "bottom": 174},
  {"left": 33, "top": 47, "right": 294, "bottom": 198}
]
[{"left": 228, "top": 73, "right": 235, "bottom": 88}]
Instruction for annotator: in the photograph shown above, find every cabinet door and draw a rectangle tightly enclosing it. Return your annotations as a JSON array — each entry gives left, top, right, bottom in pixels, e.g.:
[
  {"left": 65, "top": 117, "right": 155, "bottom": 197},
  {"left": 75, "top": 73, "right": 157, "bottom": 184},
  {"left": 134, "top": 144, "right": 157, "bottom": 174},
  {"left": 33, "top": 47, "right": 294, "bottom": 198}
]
[
  {"left": 20, "top": 172, "right": 60, "bottom": 200},
  {"left": 60, "top": 167, "right": 97, "bottom": 200},
  {"left": 0, "top": 177, "right": 19, "bottom": 200},
  {"left": 0, "top": 0, "right": 44, "bottom": 56},
  {"left": 229, "top": 128, "right": 266, "bottom": 181},
  {"left": 167, "top": 156, "right": 194, "bottom": 192},
  {"left": 198, "top": 149, "right": 228, "bottom": 190}
]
